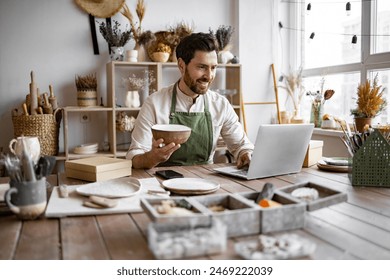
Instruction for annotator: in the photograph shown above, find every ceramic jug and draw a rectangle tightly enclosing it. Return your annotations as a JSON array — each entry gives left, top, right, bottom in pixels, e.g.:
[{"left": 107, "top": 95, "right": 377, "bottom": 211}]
[{"left": 9, "top": 136, "right": 41, "bottom": 164}]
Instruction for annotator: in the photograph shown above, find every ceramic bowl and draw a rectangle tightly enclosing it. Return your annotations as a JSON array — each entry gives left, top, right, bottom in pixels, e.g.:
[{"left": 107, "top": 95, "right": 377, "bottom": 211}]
[
  {"left": 151, "top": 52, "right": 170, "bottom": 63},
  {"left": 152, "top": 124, "right": 191, "bottom": 144}
]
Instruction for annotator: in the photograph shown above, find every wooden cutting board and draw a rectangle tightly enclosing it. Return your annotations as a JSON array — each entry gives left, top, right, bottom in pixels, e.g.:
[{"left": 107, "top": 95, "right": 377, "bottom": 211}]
[{"left": 45, "top": 177, "right": 167, "bottom": 218}]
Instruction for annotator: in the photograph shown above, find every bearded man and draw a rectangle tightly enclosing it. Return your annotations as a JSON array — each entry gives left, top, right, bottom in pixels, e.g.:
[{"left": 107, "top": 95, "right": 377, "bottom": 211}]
[{"left": 127, "top": 32, "right": 253, "bottom": 169}]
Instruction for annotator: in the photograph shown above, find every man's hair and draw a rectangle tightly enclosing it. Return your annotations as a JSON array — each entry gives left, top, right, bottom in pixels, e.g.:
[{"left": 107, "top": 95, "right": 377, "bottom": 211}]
[{"left": 175, "top": 32, "right": 218, "bottom": 64}]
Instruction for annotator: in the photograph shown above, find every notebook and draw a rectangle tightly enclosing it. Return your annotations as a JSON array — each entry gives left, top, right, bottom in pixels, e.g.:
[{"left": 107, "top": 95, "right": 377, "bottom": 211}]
[{"left": 214, "top": 124, "right": 314, "bottom": 180}]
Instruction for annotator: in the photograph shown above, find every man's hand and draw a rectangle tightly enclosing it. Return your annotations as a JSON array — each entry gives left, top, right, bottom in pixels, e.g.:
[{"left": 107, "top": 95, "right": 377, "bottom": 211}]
[
  {"left": 132, "top": 138, "right": 181, "bottom": 169},
  {"left": 237, "top": 151, "right": 251, "bottom": 169}
]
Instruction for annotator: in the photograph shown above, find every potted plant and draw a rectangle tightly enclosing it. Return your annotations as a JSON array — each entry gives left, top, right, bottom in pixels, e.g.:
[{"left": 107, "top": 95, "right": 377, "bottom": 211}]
[
  {"left": 75, "top": 73, "right": 98, "bottom": 107},
  {"left": 350, "top": 74, "right": 387, "bottom": 132},
  {"left": 210, "top": 25, "right": 235, "bottom": 64},
  {"left": 280, "top": 67, "right": 306, "bottom": 123},
  {"left": 98, "top": 20, "right": 132, "bottom": 60}
]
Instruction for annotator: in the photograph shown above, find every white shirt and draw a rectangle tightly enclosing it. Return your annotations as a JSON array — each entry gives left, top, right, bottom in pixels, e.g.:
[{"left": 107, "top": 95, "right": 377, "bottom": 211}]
[{"left": 126, "top": 83, "right": 254, "bottom": 163}]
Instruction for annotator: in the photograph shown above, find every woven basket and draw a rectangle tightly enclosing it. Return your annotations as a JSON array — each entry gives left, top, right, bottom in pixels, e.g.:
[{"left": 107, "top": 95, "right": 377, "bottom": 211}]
[
  {"left": 352, "top": 129, "right": 390, "bottom": 187},
  {"left": 12, "top": 109, "right": 62, "bottom": 156}
]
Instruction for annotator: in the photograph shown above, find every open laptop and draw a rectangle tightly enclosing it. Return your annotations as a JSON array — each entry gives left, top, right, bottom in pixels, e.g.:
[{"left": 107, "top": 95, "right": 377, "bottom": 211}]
[{"left": 214, "top": 123, "right": 314, "bottom": 180}]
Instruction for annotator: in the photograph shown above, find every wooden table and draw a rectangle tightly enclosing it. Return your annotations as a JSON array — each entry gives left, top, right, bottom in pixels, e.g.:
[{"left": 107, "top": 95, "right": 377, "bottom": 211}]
[{"left": 1, "top": 164, "right": 390, "bottom": 260}]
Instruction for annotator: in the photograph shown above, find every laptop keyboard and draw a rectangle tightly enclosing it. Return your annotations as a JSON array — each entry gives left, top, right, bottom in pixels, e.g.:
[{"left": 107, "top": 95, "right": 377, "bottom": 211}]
[{"left": 232, "top": 168, "right": 249, "bottom": 176}]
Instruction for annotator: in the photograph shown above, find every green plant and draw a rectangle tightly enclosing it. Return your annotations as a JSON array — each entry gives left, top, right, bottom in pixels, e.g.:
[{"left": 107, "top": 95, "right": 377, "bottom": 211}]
[
  {"left": 98, "top": 20, "right": 131, "bottom": 47},
  {"left": 351, "top": 75, "right": 387, "bottom": 118}
]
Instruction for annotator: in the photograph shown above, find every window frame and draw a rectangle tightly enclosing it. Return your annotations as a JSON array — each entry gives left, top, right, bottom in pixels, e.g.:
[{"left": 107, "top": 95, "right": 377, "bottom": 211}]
[{"left": 295, "top": 1, "right": 390, "bottom": 86}]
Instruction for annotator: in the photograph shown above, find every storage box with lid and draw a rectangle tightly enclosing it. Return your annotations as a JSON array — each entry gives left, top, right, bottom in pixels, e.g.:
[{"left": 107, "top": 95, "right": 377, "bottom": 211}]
[
  {"left": 65, "top": 156, "right": 132, "bottom": 182},
  {"left": 303, "top": 140, "right": 324, "bottom": 167}
]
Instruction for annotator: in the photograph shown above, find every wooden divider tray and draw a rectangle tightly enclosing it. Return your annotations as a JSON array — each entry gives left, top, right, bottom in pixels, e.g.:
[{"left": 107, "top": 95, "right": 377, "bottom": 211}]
[
  {"left": 140, "top": 197, "right": 210, "bottom": 226},
  {"left": 236, "top": 191, "right": 306, "bottom": 233},
  {"left": 279, "top": 181, "right": 348, "bottom": 211},
  {"left": 189, "top": 193, "right": 260, "bottom": 237}
]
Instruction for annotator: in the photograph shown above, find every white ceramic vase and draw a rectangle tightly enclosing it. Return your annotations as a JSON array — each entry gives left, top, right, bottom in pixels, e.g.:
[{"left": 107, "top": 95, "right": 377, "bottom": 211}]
[{"left": 125, "top": 91, "right": 140, "bottom": 108}]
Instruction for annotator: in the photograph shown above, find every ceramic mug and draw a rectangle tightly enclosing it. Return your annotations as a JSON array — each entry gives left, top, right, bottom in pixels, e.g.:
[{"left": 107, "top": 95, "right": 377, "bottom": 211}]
[
  {"left": 4, "top": 178, "right": 47, "bottom": 220},
  {"left": 9, "top": 136, "right": 41, "bottom": 164}
]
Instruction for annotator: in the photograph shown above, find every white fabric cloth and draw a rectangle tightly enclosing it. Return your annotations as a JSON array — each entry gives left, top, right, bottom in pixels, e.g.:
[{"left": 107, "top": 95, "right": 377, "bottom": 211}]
[{"left": 126, "top": 83, "right": 254, "bottom": 163}]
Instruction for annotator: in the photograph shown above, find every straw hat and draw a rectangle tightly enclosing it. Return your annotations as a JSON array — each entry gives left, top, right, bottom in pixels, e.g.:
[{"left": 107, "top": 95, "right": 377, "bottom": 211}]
[{"left": 75, "top": 0, "right": 125, "bottom": 18}]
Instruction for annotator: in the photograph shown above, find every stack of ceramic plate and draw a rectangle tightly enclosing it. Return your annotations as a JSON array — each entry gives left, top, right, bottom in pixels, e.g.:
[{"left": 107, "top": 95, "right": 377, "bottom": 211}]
[
  {"left": 162, "top": 178, "right": 220, "bottom": 195},
  {"left": 317, "top": 157, "right": 351, "bottom": 172},
  {"left": 73, "top": 143, "right": 99, "bottom": 154}
]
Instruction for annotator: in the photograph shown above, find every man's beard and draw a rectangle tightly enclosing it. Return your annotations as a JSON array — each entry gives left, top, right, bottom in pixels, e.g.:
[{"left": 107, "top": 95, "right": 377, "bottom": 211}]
[{"left": 183, "top": 68, "right": 211, "bottom": 95}]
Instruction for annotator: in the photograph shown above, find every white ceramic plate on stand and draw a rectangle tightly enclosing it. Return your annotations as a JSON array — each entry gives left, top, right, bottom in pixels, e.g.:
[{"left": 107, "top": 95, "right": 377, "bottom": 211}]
[{"left": 162, "top": 178, "right": 220, "bottom": 195}]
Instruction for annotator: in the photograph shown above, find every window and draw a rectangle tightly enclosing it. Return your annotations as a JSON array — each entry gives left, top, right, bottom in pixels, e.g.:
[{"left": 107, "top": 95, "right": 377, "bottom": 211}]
[{"left": 294, "top": 0, "right": 390, "bottom": 124}]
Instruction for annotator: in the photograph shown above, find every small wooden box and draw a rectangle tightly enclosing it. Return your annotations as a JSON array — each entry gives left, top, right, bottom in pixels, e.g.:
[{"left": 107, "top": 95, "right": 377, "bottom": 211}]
[
  {"left": 190, "top": 194, "right": 260, "bottom": 237},
  {"left": 303, "top": 140, "right": 324, "bottom": 167},
  {"left": 279, "top": 181, "right": 348, "bottom": 211},
  {"left": 65, "top": 156, "right": 132, "bottom": 182},
  {"left": 236, "top": 191, "right": 306, "bottom": 233},
  {"left": 140, "top": 197, "right": 210, "bottom": 226}
]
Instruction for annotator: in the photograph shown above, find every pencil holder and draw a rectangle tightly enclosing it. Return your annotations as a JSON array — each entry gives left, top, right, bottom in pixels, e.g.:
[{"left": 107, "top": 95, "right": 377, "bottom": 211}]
[{"left": 352, "top": 129, "right": 390, "bottom": 187}]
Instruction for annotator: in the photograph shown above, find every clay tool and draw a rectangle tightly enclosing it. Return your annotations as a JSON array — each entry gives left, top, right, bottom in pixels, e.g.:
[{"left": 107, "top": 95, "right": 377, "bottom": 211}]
[
  {"left": 255, "top": 182, "right": 275, "bottom": 203},
  {"left": 22, "top": 103, "right": 29, "bottom": 116},
  {"left": 49, "top": 85, "right": 58, "bottom": 110},
  {"left": 29, "top": 71, "right": 38, "bottom": 115},
  {"left": 89, "top": 195, "right": 118, "bottom": 208},
  {"left": 21, "top": 137, "right": 36, "bottom": 182},
  {"left": 43, "top": 92, "right": 53, "bottom": 114},
  {"left": 12, "top": 108, "right": 18, "bottom": 117},
  {"left": 58, "top": 185, "right": 69, "bottom": 198}
]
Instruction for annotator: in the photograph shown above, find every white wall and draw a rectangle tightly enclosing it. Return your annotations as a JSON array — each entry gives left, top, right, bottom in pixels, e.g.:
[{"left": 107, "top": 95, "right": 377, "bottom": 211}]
[{"left": 0, "top": 0, "right": 278, "bottom": 153}]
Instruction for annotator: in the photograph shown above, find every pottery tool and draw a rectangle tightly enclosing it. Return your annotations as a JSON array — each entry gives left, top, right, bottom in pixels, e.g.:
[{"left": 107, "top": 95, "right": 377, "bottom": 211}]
[
  {"left": 22, "top": 103, "right": 29, "bottom": 116},
  {"left": 58, "top": 185, "right": 69, "bottom": 198},
  {"left": 29, "top": 71, "right": 38, "bottom": 115},
  {"left": 255, "top": 183, "right": 275, "bottom": 204},
  {"left": 48, "top": 85, "right": 58, "bottom": 110},
  {"left": 42, "top": 92, "right": 53, "bottom": 114},
  {"left": 21, "top": 137, "right": 36, "bottom": 182},
  {"left": 12, "top": 108, "right": 18, "bottom": 117}
]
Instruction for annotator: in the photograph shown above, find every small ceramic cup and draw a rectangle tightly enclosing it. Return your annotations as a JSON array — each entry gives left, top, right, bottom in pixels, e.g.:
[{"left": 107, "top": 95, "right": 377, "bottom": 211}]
[{"left": 5, "top": 178, "right": 47, "bottom": 220}]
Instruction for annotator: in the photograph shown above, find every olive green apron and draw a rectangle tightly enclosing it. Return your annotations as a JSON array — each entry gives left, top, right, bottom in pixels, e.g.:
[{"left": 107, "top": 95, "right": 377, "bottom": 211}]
[{"left": 162, "top": 82, "right": 213, "bottom": 166}]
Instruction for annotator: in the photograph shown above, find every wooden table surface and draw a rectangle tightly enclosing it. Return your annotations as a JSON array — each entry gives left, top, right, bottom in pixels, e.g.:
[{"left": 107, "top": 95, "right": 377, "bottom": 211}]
[{"left": 1, "top": 164, "right": 390, "bottom": 260}]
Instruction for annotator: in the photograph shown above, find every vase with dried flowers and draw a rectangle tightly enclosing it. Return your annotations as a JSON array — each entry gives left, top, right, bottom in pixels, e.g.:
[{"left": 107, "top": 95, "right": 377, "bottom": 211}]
[
  {"left": 98, "top": 20, "right": 131, "bottom": 61},
  {"left": 75, "top": 73, "right": 98, "bottom": 107},
  {"left": 121, "top": 0, "right": 147, "bottom": 60},
  {"left": 122, "top": 70, "right": 156, "bottom": 106},
  {"left": 210, "top": 25, "right": 235, "bottom": 64},
  {"left": 280, "top": 67, "right": 306, "bottom": 123},
  {"left": 351, "top": 74, "right": 387, "bottom": 132},
  {"left": 307, "top": 77, "right": 335, "bottom": 127}
]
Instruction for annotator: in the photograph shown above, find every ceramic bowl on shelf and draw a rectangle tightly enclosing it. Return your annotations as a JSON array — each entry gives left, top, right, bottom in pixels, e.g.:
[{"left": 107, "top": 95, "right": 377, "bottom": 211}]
[
  {"left": 151, "top": 52, "right": 170, "bottom": 63},
  {"left": 151, "top": 124, "right": 191, "bottom": 144}
]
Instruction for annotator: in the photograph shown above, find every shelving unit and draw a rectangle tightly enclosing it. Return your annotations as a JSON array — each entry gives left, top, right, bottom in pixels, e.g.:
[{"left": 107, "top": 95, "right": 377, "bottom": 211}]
[{"left": 62, "top": 61, "right": 242, "bottom": 160}]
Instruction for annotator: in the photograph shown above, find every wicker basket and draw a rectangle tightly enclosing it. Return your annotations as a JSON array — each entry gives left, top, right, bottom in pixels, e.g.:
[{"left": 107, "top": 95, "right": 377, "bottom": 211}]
[
  {"left": 12, "top": 109, "right": 62, "bottom": 156},
  {"left": 352, "top": 129, "right": 390, "bottom": 187}
]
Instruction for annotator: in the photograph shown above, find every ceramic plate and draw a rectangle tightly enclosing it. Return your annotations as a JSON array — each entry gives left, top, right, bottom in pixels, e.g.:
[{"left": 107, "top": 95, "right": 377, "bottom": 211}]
[
  {"left": 235, "top": 233, "right": 316, "bottom": 260},
  {"left": 317, "top": 159, "right": 350, "bottom": 173},
  {"left": 162, "top": 178, "right": 220, "bottom": 195},
  {"left": 76, "top": 177, "right": 141, "bottom": 198}
]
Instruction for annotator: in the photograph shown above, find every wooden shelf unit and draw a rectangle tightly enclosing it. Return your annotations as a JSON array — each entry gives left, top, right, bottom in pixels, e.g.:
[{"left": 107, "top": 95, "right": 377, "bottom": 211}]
[{"left": 62, "top": 61, "right": 242, "bottom": 160}]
